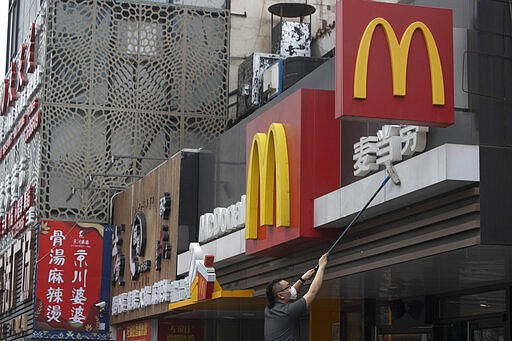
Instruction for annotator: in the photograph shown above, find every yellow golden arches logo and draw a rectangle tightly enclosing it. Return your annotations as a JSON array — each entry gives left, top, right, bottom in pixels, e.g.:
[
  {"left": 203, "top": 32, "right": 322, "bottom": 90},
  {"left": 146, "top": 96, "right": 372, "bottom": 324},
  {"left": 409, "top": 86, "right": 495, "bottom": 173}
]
[
  {"left": 245, "top": 123, "right": 290, "bottom": 240},
  {"left": 353, "top": 18, "right": 445, "bottom": 105}
]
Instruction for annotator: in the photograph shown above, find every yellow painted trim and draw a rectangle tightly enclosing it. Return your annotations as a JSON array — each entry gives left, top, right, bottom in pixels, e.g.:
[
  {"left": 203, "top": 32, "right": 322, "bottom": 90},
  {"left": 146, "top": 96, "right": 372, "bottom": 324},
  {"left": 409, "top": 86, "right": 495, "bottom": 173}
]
[
  {"left": 169, "top": 280, "right": 254, "bottom": 310},
  {"left": 189, "top": 276, "right": 198, "bottom": 301},
  {"left": 210, "top": 289, "right": 254, "bottom": 299},
  {"left": 354, "top": 18, "right": 445, "bottom": 105},
  {"left": 168, "top": 297, "right": 196, "bottom": 310}
]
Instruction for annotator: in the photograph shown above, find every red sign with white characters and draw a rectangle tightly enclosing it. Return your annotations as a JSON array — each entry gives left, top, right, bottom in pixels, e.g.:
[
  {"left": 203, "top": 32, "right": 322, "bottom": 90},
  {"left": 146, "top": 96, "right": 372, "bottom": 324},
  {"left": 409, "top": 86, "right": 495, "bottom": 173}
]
[{"left": 35, "top": 220, "right": 104, "bottom": 332}]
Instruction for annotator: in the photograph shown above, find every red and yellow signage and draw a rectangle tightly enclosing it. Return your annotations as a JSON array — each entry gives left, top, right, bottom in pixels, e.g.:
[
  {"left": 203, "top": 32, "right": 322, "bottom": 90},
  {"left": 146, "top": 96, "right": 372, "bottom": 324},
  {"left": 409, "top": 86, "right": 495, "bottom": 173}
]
[
  {"left": 126, "top": 321, "right": 151, "bottom": 341},
  {"left": 245, "top": 89, "right": 340, "bottom": 256},
  {"left": 197, "top": 255, "right": 215, "bottom": 300},
  {"left": 335, "top": 0, "right": 453, "bottom": 126},
  {"left": 117, "top": 320, "right": 151, "bottom": 341}
]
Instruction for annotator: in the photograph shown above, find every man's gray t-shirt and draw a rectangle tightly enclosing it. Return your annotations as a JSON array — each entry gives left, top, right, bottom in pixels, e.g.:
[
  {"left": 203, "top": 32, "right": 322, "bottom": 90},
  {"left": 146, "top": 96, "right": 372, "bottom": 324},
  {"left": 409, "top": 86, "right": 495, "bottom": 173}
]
[{"left": 264, "top": 297, "right": 307, "bottom": 341}]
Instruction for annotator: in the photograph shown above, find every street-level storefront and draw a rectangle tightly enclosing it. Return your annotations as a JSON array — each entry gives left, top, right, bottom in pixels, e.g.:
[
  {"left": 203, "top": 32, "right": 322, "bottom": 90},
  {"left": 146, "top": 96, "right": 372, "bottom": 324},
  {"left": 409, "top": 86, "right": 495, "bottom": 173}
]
[
  {"left": 171, "top": 0, "right": 510, "bottom": 338},
  {"left": 109, "top": 0, "right": 512, "bottom": 340}
]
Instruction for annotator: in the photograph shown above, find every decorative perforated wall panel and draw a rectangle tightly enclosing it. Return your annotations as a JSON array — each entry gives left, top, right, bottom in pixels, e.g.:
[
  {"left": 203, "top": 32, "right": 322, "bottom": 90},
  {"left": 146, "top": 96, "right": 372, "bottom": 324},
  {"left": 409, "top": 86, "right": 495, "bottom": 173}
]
[{"left": 40, "top": 0, "right": 229, "bottom": 222}]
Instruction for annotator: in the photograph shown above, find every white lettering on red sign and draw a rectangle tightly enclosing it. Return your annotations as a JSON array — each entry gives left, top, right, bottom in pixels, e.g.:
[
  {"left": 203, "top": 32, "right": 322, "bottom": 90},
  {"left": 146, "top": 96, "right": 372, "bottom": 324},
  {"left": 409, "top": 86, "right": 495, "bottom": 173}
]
[{"left": 17, "top": 44, "right": 28, "bottom": 92}]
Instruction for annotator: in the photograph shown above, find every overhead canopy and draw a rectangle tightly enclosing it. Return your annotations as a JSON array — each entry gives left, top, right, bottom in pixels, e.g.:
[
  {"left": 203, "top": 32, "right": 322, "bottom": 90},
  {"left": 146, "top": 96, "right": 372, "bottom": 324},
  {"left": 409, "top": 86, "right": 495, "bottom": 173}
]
[{"left": 169, "top": 280, "right": 265, "bottom": 313}]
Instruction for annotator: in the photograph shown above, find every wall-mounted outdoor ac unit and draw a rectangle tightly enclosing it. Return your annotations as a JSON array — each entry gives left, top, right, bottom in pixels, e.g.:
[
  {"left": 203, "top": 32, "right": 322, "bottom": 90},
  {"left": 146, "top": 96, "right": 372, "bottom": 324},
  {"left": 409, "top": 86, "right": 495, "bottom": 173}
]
[
  {"left": 171, "top": 0, "right": 227, "bottom": 9},
  {"left": 261, "top": 56, "right": 326, "bottom": 104},
  {"left": 236, "top": 53, "right": 282, "bottom": 120}
]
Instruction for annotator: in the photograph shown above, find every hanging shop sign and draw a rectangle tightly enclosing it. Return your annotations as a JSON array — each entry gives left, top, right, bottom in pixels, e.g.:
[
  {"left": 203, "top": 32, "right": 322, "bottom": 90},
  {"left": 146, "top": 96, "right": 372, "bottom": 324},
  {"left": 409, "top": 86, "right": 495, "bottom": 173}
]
[
  {"left": 245, "top": 89, "right": 340, "bottom": 256},
  {"left": 335, "top": 0, "right": 453, "bottom": 126},
  {"left": 353, "top": 125, "right": 428, "bottom": 177},
  {"left": 198, "top": 194, "right": 246, "bottom": 243},
  {"left": 33, "top": 220, "right": 110, "bottom": 340},
  {"left": 112, "top": 242, "right": 215, "bottom": 315}
]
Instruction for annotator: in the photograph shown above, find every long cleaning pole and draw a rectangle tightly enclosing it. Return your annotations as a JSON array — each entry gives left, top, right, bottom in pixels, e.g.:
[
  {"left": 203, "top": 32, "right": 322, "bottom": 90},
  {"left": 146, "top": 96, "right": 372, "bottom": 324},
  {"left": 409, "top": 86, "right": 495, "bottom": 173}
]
[{"left": 314, "top": 175, "right": 391, "bottom": 270}]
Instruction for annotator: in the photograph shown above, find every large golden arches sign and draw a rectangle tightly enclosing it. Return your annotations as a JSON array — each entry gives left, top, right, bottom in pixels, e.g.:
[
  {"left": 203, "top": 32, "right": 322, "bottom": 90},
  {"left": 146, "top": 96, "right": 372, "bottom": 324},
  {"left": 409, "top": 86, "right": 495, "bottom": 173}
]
[
  {"left": 353, "top": 18, "right": 445, "bottom": 105},
  {"left": 246, "top": 123, "right": 290, "bottom": 240}
]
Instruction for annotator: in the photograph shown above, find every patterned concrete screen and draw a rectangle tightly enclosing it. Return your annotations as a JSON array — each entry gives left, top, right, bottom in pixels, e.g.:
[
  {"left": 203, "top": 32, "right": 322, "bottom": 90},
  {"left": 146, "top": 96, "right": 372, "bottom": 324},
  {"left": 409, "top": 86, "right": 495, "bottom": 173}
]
[{"left": 40, "top": 0, "right": 229, "bottom": 223}]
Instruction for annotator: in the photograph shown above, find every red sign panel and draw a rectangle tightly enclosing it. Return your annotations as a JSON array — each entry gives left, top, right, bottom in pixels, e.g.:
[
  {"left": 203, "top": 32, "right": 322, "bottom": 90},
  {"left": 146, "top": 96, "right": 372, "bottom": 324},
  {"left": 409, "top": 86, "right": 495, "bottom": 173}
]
[
  {"left": 335, "top": 0, "right": 453, "bottom": 126},
  {"left": 245, "top": 89, "right": 340, "bottom": 256},
  {"left": 35, "top": 220, "right": 104, "bottom": 333},
  {"left": 117, "top": 321, "right": 152, "bottom": 341},
  {"left": 158, "top": 320, "right": 204, "bottom": 341}
]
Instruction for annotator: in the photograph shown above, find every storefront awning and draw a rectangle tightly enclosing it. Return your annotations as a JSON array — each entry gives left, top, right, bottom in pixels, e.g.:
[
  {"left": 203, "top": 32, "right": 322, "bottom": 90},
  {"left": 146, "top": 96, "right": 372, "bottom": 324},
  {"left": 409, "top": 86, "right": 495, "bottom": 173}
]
[
  {"left": 169, "top": 279, "right": 266, "bottom": 312},
  {"left": 314, "top": 144, "right": 479, "bottom": 228}
]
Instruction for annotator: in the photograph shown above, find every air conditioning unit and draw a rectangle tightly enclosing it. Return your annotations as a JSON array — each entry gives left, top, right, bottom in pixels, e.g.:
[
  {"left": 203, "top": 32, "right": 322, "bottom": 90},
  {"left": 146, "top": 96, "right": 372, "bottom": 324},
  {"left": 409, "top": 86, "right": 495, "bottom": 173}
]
[
  {"left": 261, "top": 56, "right": 326, "bottom": 105},
  {"left": 171, "top": 0, "right": 227, "bottom": 9},
  {"left": 281, "top": 56, "right": 325, "bottom": 90},
  {"left": 236, "top": 53, "right": 282, "bottom": 120}
]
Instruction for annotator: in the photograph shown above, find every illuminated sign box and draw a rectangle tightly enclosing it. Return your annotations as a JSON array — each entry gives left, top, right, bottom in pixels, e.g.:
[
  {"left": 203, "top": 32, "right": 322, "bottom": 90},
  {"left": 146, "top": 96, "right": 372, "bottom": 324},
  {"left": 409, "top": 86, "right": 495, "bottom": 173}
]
[
  {"left": 335, "top": 0, "right": 454, "bottom": 127},
  {"left": 245, "top": 89, "right": 340, "bottom": 256}
]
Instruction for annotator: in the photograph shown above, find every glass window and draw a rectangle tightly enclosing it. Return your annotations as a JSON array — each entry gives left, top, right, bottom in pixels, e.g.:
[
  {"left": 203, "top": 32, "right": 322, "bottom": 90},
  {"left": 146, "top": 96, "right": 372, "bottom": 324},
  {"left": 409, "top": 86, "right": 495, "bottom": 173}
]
[
  {"left": 8, "top": 0, "right": 20, "bottom": 64},
  {"left": 472, "top": 327, "right": 505, "bottom": 341},
  {"left": 439, "top": 290, "right": 506, "bottom": 320},
  {"left": 377, "top": 333, "right": 432, "bottom": 341}
]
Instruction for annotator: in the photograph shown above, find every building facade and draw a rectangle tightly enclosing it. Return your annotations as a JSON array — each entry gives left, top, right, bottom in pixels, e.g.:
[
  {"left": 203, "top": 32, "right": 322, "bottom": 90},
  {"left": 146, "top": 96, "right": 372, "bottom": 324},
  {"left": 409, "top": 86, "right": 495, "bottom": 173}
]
[
  {"left": 127, "top": 0, "right": 509, "bottom": 340},
  {"left": 1, "top": 0, "right": 230, "bottom": 339},
  {"left": 2, "top": 0, "right": 512, "bottom": 340}
]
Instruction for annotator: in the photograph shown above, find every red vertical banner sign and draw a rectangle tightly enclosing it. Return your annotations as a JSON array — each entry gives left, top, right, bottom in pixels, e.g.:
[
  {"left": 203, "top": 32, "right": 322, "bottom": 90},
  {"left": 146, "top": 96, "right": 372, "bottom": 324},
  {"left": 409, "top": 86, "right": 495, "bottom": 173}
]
[{"left": 34, "top": 220, "right": 107, "bottom": 338}]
